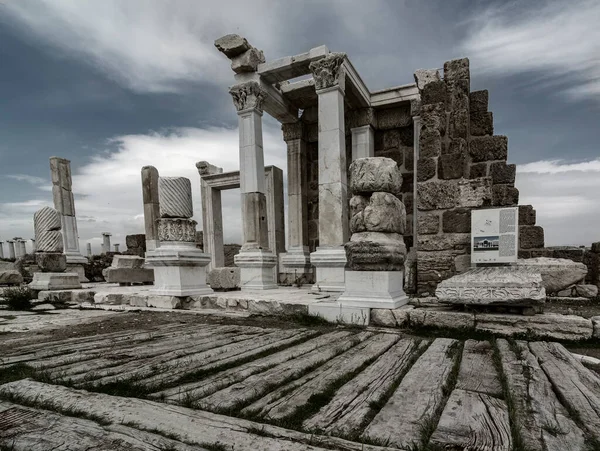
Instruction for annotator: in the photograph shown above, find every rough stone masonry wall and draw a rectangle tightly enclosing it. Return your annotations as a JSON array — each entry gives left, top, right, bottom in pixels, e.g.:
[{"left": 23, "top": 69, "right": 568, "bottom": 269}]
[{"left": 415, "top": 58, "right": 546, "bottom": 295}]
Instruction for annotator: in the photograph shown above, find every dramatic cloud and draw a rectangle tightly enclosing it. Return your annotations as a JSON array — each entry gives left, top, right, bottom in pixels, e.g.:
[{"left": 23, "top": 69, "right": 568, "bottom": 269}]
[
  {"left": 460, "top": 0, "right": 600, "bottom": 100},
  {"left": 516, "top": 158, "right": 600, "bottom": 246},
  {"left": 5, "top": 174, "right": 48, "bottom": 186}
]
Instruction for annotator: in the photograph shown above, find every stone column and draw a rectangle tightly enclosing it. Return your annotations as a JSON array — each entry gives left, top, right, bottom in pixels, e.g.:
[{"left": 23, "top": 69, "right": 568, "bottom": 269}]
[
  {"left": 230, "top": 81, "right": 277, "bottom": 290},
  {"left": 309, "top": 53, "right": 349, "bottom": 292},
  {"left": 0, "top": 242, "right": 4, "bottom": 259},
  {"left": 49, "top": 157, "right": 88, "bottom": 281},
  {"left": 197, "top": 161, "right": 224, "bottom": 271},
  {"left": 145, "top": 176, "right": 213, "bottom": 296},
  {"left": 141, "top": 166, "right": 160, "bottom": 252},
  {"left": 86, "top": 243, "right": 92, "bottom": 257},
  {"left": 18, "top": 240, "right": 27, "bottom": 257},
  {"left": 114, "top": 244, "right": 120, "bottom": 253},
  {"left": 350, "top": 108, "right": 376, "bottom": 161},
  {"left": 280, "top": 121, "right": 312, "bottom": 284},
  {"left": 102, "top": 233, "right": 111, "bottom": 254},
  {"left": 7, "top": 241, "right": 15, "bottom": 259},
  {"left": 30, "top": 239, "right": 36, "bottom": 252}
]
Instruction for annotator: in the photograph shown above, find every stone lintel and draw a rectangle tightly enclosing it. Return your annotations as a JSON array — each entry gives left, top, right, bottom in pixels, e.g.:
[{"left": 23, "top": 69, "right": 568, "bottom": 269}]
[{"left": 258, "top": 45, "right": 330, "bottom": 84}]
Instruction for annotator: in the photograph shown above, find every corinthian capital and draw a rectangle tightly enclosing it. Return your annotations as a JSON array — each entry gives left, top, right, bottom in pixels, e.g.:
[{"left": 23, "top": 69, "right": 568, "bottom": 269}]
[
  {"left": 229, "top": 81, "right": 265, "bottom": 113},
  {"left": 309, "top": 53, "right": 346, "bottom": 92}
]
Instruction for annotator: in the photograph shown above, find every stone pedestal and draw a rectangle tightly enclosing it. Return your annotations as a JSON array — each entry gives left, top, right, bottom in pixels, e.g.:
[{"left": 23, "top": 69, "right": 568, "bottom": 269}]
[
  {"left": 234, "top": 249, "right": 277, "bottom": 290},
  {"left": 310, "top": 246, "right": 347, "bottom": 292},
  {"left": 103, "top": 255, "right": 154, "bottom": 285},
  {"left": 280, "top": 248, "right": 313, "bottom": 285},
  {"left": 146, "top": 245, "right": 212, "bottom": 296},
  {"left": 338, "top": 270, "right": 408, "bottom": 309},
  {"left": 29, "top": 272, "right": 81, "bottom": 291}
]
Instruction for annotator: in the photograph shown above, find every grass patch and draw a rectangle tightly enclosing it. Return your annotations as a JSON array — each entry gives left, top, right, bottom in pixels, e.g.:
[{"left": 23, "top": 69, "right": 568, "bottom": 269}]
[
  {"left": 1, "top": 287, "right": 34, "bottom": 311},
  {"left": 0, "top": 363, "right": 55, "bottom": 386}
]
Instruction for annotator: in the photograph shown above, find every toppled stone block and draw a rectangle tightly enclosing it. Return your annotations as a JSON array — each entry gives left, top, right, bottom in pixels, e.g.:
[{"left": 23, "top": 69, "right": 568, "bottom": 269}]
[
  {"left": 575, "top": 284, "right": 598, "bottom": 298},
  {"left": 35, "top": 253, "right": 67, "bottom": 273},
  {"left": 0, "top": 270, "right": 23, "bottom": 285},
  {"left": 436, "top": 266, "right": 546, "bottom": 307},
  {"left": 207, "top": 267, "right": 241, "bottom": 291},
  {"left": 28, "top": 272, "right": 80, "bottom": 291},
  {"left": 349, "top": 157, "right": 403, "bottom": 197},
  {"left": 349, "top": 195, "right": 369, "bottom": 233},
  {"left": 516, "top": 257, "right": 588, "bottom": 294},
  {"left": 345, "top": 232, "right": 406, "bottom": 271},
  {"left": 214, "top": 34, "right": 251, "bottom": 58},
  {"left": 112, "top": 255, "right": 144, "bottom": 269}
]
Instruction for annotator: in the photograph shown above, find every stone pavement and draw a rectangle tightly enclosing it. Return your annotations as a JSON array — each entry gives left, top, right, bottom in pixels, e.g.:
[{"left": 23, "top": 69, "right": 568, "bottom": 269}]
[{"left": 1, "top": 317, "right": 600, "bottom": 450}]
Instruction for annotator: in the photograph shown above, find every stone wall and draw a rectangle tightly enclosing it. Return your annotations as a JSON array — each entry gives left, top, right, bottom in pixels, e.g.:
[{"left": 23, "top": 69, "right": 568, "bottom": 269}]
[{"left": 414, "top": 58, "right": 546, "bottom": 295}]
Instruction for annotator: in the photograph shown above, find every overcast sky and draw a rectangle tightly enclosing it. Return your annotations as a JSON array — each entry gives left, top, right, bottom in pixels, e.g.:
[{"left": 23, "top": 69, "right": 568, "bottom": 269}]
[{"left": 0, "top": 0, "right": 598, "bottom": 253}]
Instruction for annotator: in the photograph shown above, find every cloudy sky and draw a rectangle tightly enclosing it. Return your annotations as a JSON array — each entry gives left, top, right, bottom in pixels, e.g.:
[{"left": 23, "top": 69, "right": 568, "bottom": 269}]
[{"left": 0, "top": 0, "right": 598, "bottom": 254}]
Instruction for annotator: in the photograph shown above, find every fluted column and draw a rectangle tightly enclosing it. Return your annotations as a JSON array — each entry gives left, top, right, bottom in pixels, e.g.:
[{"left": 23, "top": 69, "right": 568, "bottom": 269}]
[
  {"left": 230, "top": 81, "right": 277, "bottom": 289},
  {"left": 309, "top": 53, "right": 349, "bottom": 292}
]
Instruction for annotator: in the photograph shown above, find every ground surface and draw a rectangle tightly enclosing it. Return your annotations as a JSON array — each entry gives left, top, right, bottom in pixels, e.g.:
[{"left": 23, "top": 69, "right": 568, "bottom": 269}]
[{"left": 1, "top": 312, "right": 600, "bottom": 451}]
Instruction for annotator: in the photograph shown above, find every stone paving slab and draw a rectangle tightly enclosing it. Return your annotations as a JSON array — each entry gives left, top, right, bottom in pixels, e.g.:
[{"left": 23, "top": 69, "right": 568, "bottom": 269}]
[{"left": 2, "top": 319, "right": 600, "bottom": 450}]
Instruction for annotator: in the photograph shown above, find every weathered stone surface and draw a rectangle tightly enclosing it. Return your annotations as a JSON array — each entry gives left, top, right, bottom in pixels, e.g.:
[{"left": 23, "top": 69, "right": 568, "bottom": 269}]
[
  {"left": 417, "top": 157, "right": 436, "bottom": 181},
  {"left": 454, "top": 254, "right": 471, "bottom": 274},
  {"left": 516, "top": 257, "right": 588, "bottom": 294},
  {"left": 157, "top": 218, "right": 197, "bottom": 242},
  {"left": 111, "top": 255, "right": 144, "bottom": 269},
  {"left": 414, "top": 68, "right": 441, "bottom": 90},
  {"left": 442, "top": 208, "right": 470, "bottom": 233},
  {"left": 421, "top": 103, "right": 446, "bottom": 136},
  {"left": 470, "top": 111, "right": 494, "bottom": 136},
  {"left": 492, "top": 184, "right": 519, "bottom": 206},
  {"left": 417, "top": 213, "right": 439, "bottom": 235},
  {"left": 469, "top": 162, "right": 487, "bottom": 179},
  {"left": 392, "top": 305, "right": 414, "bottom": 326},
  {"left": 207, "top": 267, "right": 240, "bottom": 291},
  {"left": 404, "top": 250, "right": 417, "bottom": 295},
  {"left": 349, "top": 195, "right": 369, "bottom": 233},
  {"left": 349, "top": 157, "right": 403, "bottom": 196},
  {"left": 421, "top": 80, "right": 447, "bottom": 105},
  {"left": 445, "top": 137, "right": 466, "bottom": 155},
  {"left": 449, "top": 107, "right": 469, "bottom": 139},
  {"left": 490, "top": 162, "right": 516, "bottom": 184},
  {"left": 28, "top": 272, "right": 80, "bottom": 291},
  {"left": 575, "top": 284, "right": 598, "bottom": 298},
  {"left": 518, "top": 205, "right": 536, "bottom": 226},
  {"left": 35, "top": 230, "right": 64, "bottom": 253},
  {"left": 0, "top": 270, "right": 23, "bottom": 285},
  {"left": 419, "top": 128, "right": 442, "bottom": 158},
  {"left": 410, "top": 308, "right": 475, "bottom": 329},
  {"left": 592, "top": 242, "right": 600, "bottom": 253},
  {"left": 230, "top": 47, "right": 265, "bottom": 73},
  {"left": 370, "top": 309, "right": 397, "bottom": 327},
  {"left": 551, "top": 247, "right": 585, "bottom": 263},
  {"left": 469, "top": 136, "right": 508, "bottom": 162},
  {"left": 438, "top": 152, "right": 467, "bottom": 179},
  {"left": 375, "top": 106, "right": 411, "bottom": 129},
  {"left": 476, "top": 314, "right": 592, "bottom": 341},
  {"left": 469, "top": 90, "right": 488, "bottom": 113},
  {"left": 34, "top": 206, "right": 61, "bottom": 233},
  {"left": 345, "top": 232, "right": 407, "bottom": 271},
  {"left": 35, "top": 253, "right": 67, "bottom": 273},
  {"left": 363, "top": 192, "right": 406, "bottom": 234},
  {"left": 158, "top": 177, "right": 193, "bottom": 219},
  {"left": 214, "top": 34, "right": 251, "bottom": 58},
  {"left": 103, "top": 268, "right": 154, "bottom": 284},
  {"left": 436, "top": 267, "right": 546, "bottom": 306},
  {"left": 417, "top": 251, "right": 455, "bottom": 295},
  {"left": 519, "top": 225, "right": 544, "bottom": 249},
  {"left": 418, "top": 233, "right": 470, "bottom": 252},
  {"left": 418, "top": 178, "right": 491, "bottom": 211}
]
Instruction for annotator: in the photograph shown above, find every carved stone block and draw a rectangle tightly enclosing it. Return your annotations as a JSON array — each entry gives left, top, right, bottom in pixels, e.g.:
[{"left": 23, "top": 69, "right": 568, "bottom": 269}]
[
  {"left": 349, "top": 157, "right": 403, "bottom": 196},
  {"left": 157, "top": 218, "right": 197, "bottom": 242}
]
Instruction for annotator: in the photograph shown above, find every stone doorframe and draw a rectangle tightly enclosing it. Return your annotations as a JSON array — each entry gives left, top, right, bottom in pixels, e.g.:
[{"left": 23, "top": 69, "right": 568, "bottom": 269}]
[{"left": 197, "top": 162, "right": 285, "bottom": 277}]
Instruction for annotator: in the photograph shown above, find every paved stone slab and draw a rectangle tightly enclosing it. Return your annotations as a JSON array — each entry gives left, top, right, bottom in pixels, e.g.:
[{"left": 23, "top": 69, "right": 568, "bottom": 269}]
[{"left": 455, "top": 339, "right": 502, "bottom": 397}]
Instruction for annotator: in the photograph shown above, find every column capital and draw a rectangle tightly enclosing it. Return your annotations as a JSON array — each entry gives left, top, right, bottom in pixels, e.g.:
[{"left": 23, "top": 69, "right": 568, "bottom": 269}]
[
  {"left": 309, "top": 53, "right": 346, "bottom": 92},
  {"left": 410, "top": 98, "right": 422, "bottom": 117},
  {"left": 281, "top": 121, "right": 305, "bottom": 142},
  {"left": 229, "top": 81, "right": 265, "bottom": 113}
]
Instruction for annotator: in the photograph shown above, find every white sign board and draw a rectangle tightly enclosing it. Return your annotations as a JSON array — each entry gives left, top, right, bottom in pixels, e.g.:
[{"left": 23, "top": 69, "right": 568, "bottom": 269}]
[{"left": 471, "top": 207, "right": 519, "bottom": 264}]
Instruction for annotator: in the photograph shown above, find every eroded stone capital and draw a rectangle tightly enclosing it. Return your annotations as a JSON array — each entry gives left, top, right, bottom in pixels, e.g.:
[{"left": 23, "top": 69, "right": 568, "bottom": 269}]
[
  {"left": 309, "top": 53, "right": 346, "bottom": 92},
  {"left": 229, "top": 81, "right": 265, "bottom": 113},
  {"left": 281, "top": 121, "right": 304, "bottom": 141}
]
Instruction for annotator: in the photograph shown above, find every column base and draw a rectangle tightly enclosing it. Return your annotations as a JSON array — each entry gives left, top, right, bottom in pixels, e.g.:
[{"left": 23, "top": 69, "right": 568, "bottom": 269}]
[
  {"left": 65, "top": 253, "right": 89, "bottom": 282},
  {"left": 234, "top": 249, "right": 278, "bottom": 290},
  {"left": 338, "top": 270, "right": 409, "bottom": 309},
  {"left": 28, "top": 272, "right": 81, "bottom": 291},
  {"left": 310, "top": 247, "right": 347, "bottom": 292},
  {"left": 145, "top": 246, "right": 213, "bottom": 297},
  {"left": 280, "top": 249, "right": 314, "bottom": 285}
]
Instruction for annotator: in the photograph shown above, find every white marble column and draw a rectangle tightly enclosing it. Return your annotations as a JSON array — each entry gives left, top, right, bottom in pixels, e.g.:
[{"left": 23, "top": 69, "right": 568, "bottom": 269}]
[
  {"left": 86, "top": 243, "right": 92, "bottom": 257},
  {"left": 102, "top": 233, "right": 111, "bottom": 254},
  {"left": 18, "top": 240, "right": 27, "bottom": 257},
  {"left": 114, "top": 244, "right": 120, "bottom": 252},
  {"left": 230, "top": 81, "right": 277, "bottom": 290},
  {"left": 7, "top": 241, "right": 15, "bottom": 259},
  {"left": 350, "top": 109, "right": 376, "bottom": 161},
  {"left": 30, "top": 238, "right": 36, "bottom": 252},
  {"left": 141, "top": 166, "right": 160, "bottom": 252},
  {"left": 0, "top": 242, "right": 4, "bottom": 259},
  {"left": 197, "top": 161, "right": 225, "bottom": 271},
  {"left": 280, "top": 121, "right": 312, "bottom": 283},
  {"left": 309, "top": 53, "right": 349, "bottom": 292}
]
